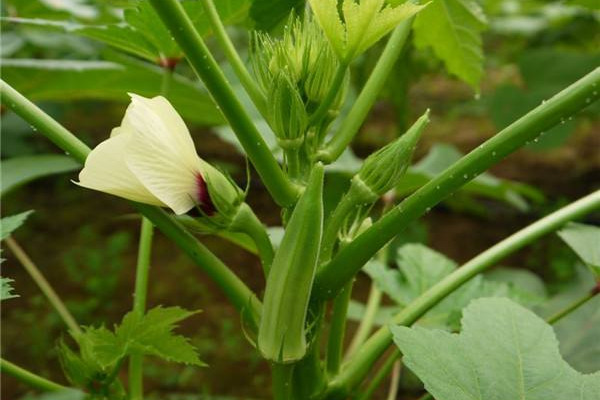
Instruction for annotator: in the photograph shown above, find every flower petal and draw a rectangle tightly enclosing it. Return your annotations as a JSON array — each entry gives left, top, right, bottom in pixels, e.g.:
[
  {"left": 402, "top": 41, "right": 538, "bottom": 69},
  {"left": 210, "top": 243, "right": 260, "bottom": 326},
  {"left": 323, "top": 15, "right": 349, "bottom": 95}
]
[
  {"left": 123, "top": 94, "right": 203, "bottom": 215},
  {"left": 75, "top": 131, "right": 165, "bottom": 206}
]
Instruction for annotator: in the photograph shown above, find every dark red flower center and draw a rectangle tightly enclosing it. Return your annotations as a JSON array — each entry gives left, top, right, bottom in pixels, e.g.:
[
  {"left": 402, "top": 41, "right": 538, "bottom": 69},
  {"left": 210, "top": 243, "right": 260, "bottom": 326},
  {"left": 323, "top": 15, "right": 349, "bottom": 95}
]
[{"left": 196, "top": 173, "right": 216, "bottom": 216}]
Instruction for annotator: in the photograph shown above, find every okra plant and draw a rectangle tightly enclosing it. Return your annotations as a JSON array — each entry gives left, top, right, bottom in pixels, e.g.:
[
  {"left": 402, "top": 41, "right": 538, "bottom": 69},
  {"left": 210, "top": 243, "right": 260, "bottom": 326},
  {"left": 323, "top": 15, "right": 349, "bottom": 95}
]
[{"left": 1, "top": 0, "right": 599, "bottom": 399}]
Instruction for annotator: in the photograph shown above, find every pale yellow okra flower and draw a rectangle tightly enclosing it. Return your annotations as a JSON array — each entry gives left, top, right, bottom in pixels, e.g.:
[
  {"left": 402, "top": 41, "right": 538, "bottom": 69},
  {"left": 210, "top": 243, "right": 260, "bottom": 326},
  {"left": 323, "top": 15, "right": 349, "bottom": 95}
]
[
  {"left": 309, "top": 0, "right": 426, "bottom": 62},
  {"left": 76, "top": 94, "right": 237, "bottom": 216}
]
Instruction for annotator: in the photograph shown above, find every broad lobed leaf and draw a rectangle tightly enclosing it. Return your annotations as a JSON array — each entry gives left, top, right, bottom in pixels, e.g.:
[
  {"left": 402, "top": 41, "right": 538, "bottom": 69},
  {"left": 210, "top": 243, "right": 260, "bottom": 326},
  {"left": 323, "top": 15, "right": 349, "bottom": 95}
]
[
  {"left": 392, "top": 298, "right": 600, "bottom": 400},
  {"left": 364, "top": 243, "right": 545, "bottom": 330}
]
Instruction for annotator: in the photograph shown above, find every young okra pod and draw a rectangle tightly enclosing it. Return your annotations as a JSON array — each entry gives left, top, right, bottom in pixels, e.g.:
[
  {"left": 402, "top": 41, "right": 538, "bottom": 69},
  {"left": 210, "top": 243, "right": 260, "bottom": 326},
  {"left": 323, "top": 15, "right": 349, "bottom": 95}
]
[{"left": 258, "top": 163, "right": 325, "bottom": 363}]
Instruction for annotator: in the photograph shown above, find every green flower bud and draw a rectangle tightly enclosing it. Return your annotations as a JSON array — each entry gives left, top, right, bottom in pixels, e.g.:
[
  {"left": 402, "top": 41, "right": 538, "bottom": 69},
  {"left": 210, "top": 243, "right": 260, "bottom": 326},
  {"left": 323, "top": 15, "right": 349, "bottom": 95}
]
[
  {"left": 191, "top": 160, "right": 246, "bottom": 230},
  {"left": 268, "top": 72, "right": 308, "bottom": 149},
  {"left": 259, "top": 164, "right": 324, "bottom": 363},
  {"left": 250, "top": 16, "right": 342, "bottom": 107},
  {"left": 354, "top": 110, "right": 429, "bottom": 201}
]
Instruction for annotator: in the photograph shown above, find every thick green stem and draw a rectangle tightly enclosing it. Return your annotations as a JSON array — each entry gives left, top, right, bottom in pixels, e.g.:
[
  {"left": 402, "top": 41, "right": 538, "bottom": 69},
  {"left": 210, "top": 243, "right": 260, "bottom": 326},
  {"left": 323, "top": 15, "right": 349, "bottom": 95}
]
[
  {"left": 315, "top": 67, "right": 600, "bottom": 300},
  {"left": 317, "top": 19, "right": 414, "bottom": 163},
  {"left": 199, "top": 0, "right": 267, "bottom": 115},
  {"left": 272, "top": 363, "right": 295, "bottom": 400},
  {"left": 326, "top": 281, "right": 354, "bottom": 376},
  {"left": 308, "top": 63, "right": 348, "bottom": 127},
  {"left": 0, "top": 80, "right": 261, "bottom": 326},
  {"left": 0, "top": 358, "right": 68, "bottom": 392},
  {"left": 147, "top": 0, "right": 298, "bottom": 207},
  {"left": 326, "top": 190, "right": 600, "bottom": 396},
  {"left": 5, "top": 237, "right": 82, "bottom": 336},
  {"left": 546, "top": 285, "right": 600, "bottom": 325},
  {"left": 128, "top": 218, "right": 154, "bottom": 400}
]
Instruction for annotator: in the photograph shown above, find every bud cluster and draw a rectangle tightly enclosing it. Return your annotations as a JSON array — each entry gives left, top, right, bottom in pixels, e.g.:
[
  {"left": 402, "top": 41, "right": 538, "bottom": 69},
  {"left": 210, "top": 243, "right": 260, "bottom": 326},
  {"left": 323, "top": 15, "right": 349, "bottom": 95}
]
[{"left": 251, "top": 17, "right": 346, "bottom": 180}]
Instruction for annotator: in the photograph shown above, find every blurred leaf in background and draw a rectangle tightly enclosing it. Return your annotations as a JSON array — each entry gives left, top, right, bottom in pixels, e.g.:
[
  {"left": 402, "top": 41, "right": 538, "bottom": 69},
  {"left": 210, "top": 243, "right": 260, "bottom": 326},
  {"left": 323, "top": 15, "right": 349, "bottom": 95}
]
[
  {"left": 1, "top": 155, "right": 79, "bottom": 196},
  {"left": 487, "top": 49, "right": 600, "bottom": 150},
  {"left": 413, "top": 0, "right": 488, "bottom": 89},
  {"left": 1, "top": 58, "right": 223, "bottom": 125}
]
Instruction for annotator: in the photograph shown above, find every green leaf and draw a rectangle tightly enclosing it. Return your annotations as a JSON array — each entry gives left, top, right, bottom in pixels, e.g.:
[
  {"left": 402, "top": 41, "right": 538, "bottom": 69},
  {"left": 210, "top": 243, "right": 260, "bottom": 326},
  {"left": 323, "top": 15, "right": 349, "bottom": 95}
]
[
  {"left": 1, "top": 58, "right": 223, "bottom": 126},
  {"left": 392, "top": 298, "right": 600, "bottom": 400},
  {"left": 1, "top": 277, "right": 19, "bottom": 301},
  {"left": 2, "top": 0, "right": 251, "bottom": 62},
  {"left": 1, "top": 17, "right": 157, "bottom": 61},
  {"left": 251, "top": 0, "right": 304, "bottom": 31},
  {"left": 0, "top": 210, "right": 34, "bottom": 240},
  {"left": 365, "top": 244, "right": 543, "bottom": 329},
  {"left": 413, "top": 0, "right": 488, "bottom": 89},
  {"left": 484, "top": 267, "right": 547, "bottom": 305},
  {"left": 309, "top": 0, "right": 425, "bottom": 61},
  {"left": 81, "top": 306, "right": 205, "bottom": 368},
  {"left": 557, "top": 222, "right": 600, "bottom": 278},
  {"left": 1, "top": 155, "right": 80, "bottom": 196}
]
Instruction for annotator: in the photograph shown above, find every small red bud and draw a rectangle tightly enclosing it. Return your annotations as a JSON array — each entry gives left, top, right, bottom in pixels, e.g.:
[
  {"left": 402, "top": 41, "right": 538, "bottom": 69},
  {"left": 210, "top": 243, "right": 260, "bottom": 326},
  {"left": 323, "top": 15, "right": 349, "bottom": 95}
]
[{"left": 158, "top": 57, "right": 180, "bottom": 71}]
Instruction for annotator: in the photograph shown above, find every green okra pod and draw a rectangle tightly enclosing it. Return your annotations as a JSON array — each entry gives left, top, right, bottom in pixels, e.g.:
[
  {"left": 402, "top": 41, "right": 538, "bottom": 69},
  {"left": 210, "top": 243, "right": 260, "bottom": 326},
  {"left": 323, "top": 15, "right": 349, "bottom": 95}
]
[{"left": 258, "top": 163, "right": 325, "bottom": 363}]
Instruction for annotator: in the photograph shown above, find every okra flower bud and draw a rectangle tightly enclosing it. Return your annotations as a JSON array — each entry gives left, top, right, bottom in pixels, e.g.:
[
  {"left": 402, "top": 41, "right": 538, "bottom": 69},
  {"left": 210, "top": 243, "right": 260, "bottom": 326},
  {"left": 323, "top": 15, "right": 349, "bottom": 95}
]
[
  {"left": 259, "top": 164, "right": 324, "bottom": 363},
  {"left": 309, "top": 0, "right": 427, "bottom": 62},
  {"left": 354, "top": 111, "right": 430, "bottom": 202},
  {"left": 251, "top": 17, "right": 343, "bottom": 110},
  {"left": 268, "top": 72, "right": 308, "bottom": 149},
  {"left": 76, "top": 94, "right": 244, "bottom": 218}
]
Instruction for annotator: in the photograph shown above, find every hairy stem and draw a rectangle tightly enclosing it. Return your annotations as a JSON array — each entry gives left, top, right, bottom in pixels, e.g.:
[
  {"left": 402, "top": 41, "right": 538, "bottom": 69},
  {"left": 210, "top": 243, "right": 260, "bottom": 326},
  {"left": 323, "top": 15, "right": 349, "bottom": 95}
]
[
  {"left": 199, "top": 0, "right": 267, "bottom": 115},
  {"left": 0, "top": 358, "right": 68, "bottom": 392},
  {"left": 148, "top": 0, "right": 298, "bottom": 207},
  {"left": 315, "top": 67, "right": 600, "bottom": 300},
  {"left": 317, "top": 19, "right": 414, "bottom": 163},
  {"left": 272, "top": 363, "right": 294, "bottom": 400},
  {"left": 129, "top": 218, "right": 154, "bottom": 400},
  {"left": 0, "top": 80, "right": 261, "bottom": 326},
  {"left": 5, "top": 237, "right": 81, "bottom": 336},
  {"left": 327, "top": 189, "right": 600, "bottom": 396}
]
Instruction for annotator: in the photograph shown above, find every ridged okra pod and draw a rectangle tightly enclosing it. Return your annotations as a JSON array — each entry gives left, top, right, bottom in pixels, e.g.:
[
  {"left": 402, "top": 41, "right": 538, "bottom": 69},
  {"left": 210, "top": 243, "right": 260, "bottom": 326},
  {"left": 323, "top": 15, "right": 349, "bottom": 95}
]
[{"left": 258, "top": 164, "right": 325, "bottom": 363}]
